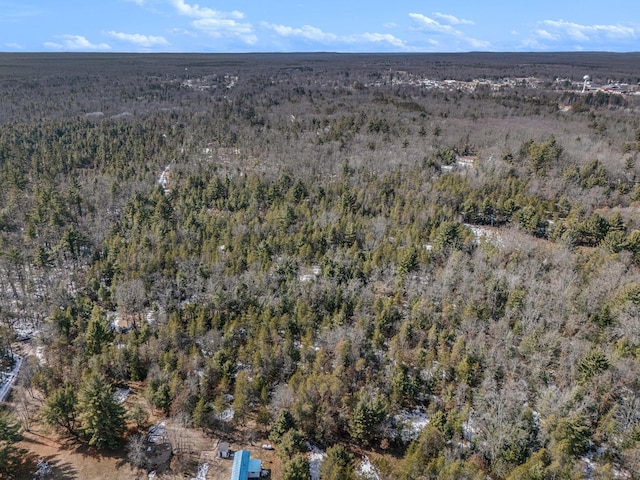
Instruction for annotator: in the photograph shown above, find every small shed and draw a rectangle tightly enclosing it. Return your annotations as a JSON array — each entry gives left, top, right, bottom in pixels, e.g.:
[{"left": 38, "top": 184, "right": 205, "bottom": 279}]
[{"left": 218, "top": 442, "right": 231, "bottom": 459}]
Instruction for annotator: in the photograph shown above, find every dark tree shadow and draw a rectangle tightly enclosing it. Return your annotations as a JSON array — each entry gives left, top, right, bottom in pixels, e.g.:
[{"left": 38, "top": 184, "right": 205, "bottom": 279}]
[{"left": 15, "top": 452, "right": 78, "bottom": 480}]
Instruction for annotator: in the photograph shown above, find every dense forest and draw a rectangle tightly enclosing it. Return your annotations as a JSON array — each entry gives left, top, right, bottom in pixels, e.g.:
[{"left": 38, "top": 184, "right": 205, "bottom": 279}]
[{"left": 1, "top": 52, "right": 640, "bottom": 479}]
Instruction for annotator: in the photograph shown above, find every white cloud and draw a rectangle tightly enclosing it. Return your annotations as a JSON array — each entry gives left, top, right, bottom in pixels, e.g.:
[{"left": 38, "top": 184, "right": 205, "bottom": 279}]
[
  {"left": 123, "top": 0, "right": 145, "bottom": 5},
  {"left": 265, "top": 23, "right": 337, "bottom": 42},
  {"left": 44, "top": 42, "right": 64, "bottom": 50},
  {"left": 432, "top": 12, "right": 473, "bottom": 26},
  {"left": 170, "top": 0, "right": 255, "bottom": 44},
  {"left": 409, "top": 13, "right": 455, "bottom": 34},
  {"left": 45, "top": 35, "right": 111, "bottom": 51},
  {"left": 410, "top": 12, "right": 490, "bottom": 50},
  {"left": 168, "top": 27, "right": 196, "bottom": 37},
  {"left": 535, "top": 29, "right": 559, "bottom": 41},
  {"left": 172, "top": 0, "right": 244, "bottom": 20},
  {"left": 107, "top": 31, "right": 170, "bottom": 47},
  {"left": 467, "top": 37, "right": 492, "bottom": 49},
  {"left": 263, "top": 22, "right": 409, "bottom": 50},
  {"left": 540, "top": 19, "right": 637, "bottom": 42},
  {"left": 4, "top": 42, "right": 24, "bottom": 49},
  {"left": 193, "top": 18, "right": 257, "bottom": 44},
  {"left": 357, "top": 33, "right": 407, "bottom": 48}
]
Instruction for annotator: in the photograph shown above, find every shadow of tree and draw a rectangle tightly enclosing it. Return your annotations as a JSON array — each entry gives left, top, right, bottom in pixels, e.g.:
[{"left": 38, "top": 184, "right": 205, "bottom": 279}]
[
  {"left": 15, "top": 435, "right": 134, "bottom": 480},
  {"left": 16, "top": 452, "right": 79, "bottom": 480}
]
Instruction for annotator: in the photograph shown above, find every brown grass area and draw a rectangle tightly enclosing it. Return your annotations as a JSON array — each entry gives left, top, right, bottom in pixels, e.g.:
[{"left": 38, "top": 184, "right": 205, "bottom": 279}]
[{"left": 13, "top": 430, "right": 141, "bottom": 480}]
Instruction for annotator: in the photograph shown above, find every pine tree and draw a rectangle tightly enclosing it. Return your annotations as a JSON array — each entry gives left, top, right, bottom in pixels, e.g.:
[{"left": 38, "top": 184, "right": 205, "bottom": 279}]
[
  {"left": 282, "top": 454, "right": 311, "bottom": 480},
  {"left": 348, "top": 394, "right": 387, "bottom": 446},
  {"left": 41, "top": 383, "right": 78, "bottom": 435},
  {"left": 0, "top": 412, "right": 23, "bottom": 476},
  {"left": 269, "top": 409, "right": 296, "bottom": 442},
  {"left": 192, "top": 396, "right": 210, "bottom": 429},
  {"left": 85, "top": 306, "right": 114, "bottom": 356},
  {"left": 232, "top": 370, "right": 251, "bottom": 424},
  {"left": 77, "top": 373, "right": 125, "bottom": 449},
  {"left": 320, "top": 444, "right": 356, "bottom": 480}
]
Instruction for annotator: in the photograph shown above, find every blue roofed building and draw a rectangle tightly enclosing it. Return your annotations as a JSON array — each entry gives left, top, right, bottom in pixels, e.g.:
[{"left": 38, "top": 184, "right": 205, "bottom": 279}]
[{"left": 230, "top": 449, "right": 262, "bottom": 480}]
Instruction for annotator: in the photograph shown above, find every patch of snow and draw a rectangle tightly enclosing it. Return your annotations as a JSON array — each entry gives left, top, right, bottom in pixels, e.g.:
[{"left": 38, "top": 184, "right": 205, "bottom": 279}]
[
  {"left": 581, "top": 445, "right": 621, "bottom": 479},
  {"left": 109, "top": 311, "right": 134, "bottom": 333},
  {"left": 12, "top": 319, "right": 36, "bottom": 340},
  {"left": 306, "top": 443, "right": 326, "bottom": 480},
  {"left": 582, "top": 454, "right": 597, "bottom": 478},
  {"left": 216, "top": 407, "right": 234, "bottom": 422},
  {"left": 393, "top": 408, "right": 430, "bottom": 443},
  {"left": 462, "top": 414, "right": 476, "bottom": 442},
  {"left": 191, "top": 462, "right": 209, "bottom": 480},
  {"left": 35, "top": 345, "right": 46, "bottom": 366},
  {"left": 464, "top": 223, "right": 502, "bottom": 247},
  {"left": 0, "top": 353, "right": 22, "bottom": 403},
  {"left": 146, "top": 309, "right": 156, "bottom": 325},
  {"left": 85, "top": 111, "right": 104, "bottom": 120},
  {"left": 110, "top": 111, "right": 133, "bottom": 120},
  {"left": 299, "top": 265, "right": 321, "bottom": 283},
  {"left": 148, "top": 422, "right": 167, "bottom": 444},
  {"left": 159, "top": 165, "right": 171, "bottom": 193},
  {"left": 34, "top": 459, "right": 53, "bottom": 477},
  {"left": 357, "top": 456, "right": 382, "bottom": 480},
  {"left": 113, "top": 387, "right": 131, "bottom": 404}
]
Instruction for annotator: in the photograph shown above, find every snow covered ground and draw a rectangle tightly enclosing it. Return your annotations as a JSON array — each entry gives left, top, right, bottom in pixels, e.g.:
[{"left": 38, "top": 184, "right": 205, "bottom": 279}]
[
  {"left": 0, "top": 353, "right": 23, "bottom": 403},
  {"left": 357, "top": 456, "right": 382, "bottom": 480},
  {"left": 191, "top": 462, "right": 208, "bottom": 480},
  {"left": 391, "top": 408, "right": 430, "bottom": 443},
  {"left": 113, "top": 387, "right": 131, "bottom": 404},
  {"left": 148, "top": 422, "right": 168, "bottom": 444},
  {"left": 159, "top": 165, "right": 171, "bottom": 193},
  {"left": 216, "top": 407, "right": 234, "bottom": 422},
  {"left": 306, "top": 443, "right": 326, "bottom": 480},
  {"left": 464, "top": 223, "right": 503, "bottom": 247}
]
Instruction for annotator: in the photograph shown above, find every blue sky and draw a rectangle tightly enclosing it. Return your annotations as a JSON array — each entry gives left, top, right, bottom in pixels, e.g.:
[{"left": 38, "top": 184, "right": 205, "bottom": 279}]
[{"left": 1, "top": 0, "right": 639, "bottom": 53}]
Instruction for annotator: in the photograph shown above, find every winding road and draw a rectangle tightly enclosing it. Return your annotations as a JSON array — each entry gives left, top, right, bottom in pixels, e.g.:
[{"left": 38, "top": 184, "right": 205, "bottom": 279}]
[{"left": 0, "top": 353, "right": 23, "bottom": 403}]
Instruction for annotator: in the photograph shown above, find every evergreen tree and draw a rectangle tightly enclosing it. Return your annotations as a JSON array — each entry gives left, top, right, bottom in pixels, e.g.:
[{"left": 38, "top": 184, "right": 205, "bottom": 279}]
[
  {"left": 77, "top": 373, "right": 125, "bottom": 449},
  {"left": 41, "top": 383, "right": 78, "bottom": 435},
  {"left": 0, "top": 411, "right": 23, "bottom": 477},
  {"left": 270, "top": 409, "right": 297, "bottom": 442},
  {"left": 277, "top": 429, "right": 307, "bottom": 460},
  {"left": 348, "top": 394, "right": 387, "bottom": 446},
  {"left": 320, "top": 444, "right": 356, "bottom": 480},
  {"left": 85, "top": 306, "right": 114, "bottom": 356},
  {"left": 192, "top": 396, "right": 210, "bottom": 429},
  {"left": 232, "top": 370, "right": 251, "bottom": 424},
  {"left": 282, "top": 454, "right": 311, "bottom": 480}
]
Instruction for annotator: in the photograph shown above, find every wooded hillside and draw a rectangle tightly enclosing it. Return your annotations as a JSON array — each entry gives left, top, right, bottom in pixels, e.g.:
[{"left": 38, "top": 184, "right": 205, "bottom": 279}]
[{"left": 1, "top": 52, "right": 640, "bottom": 479}]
